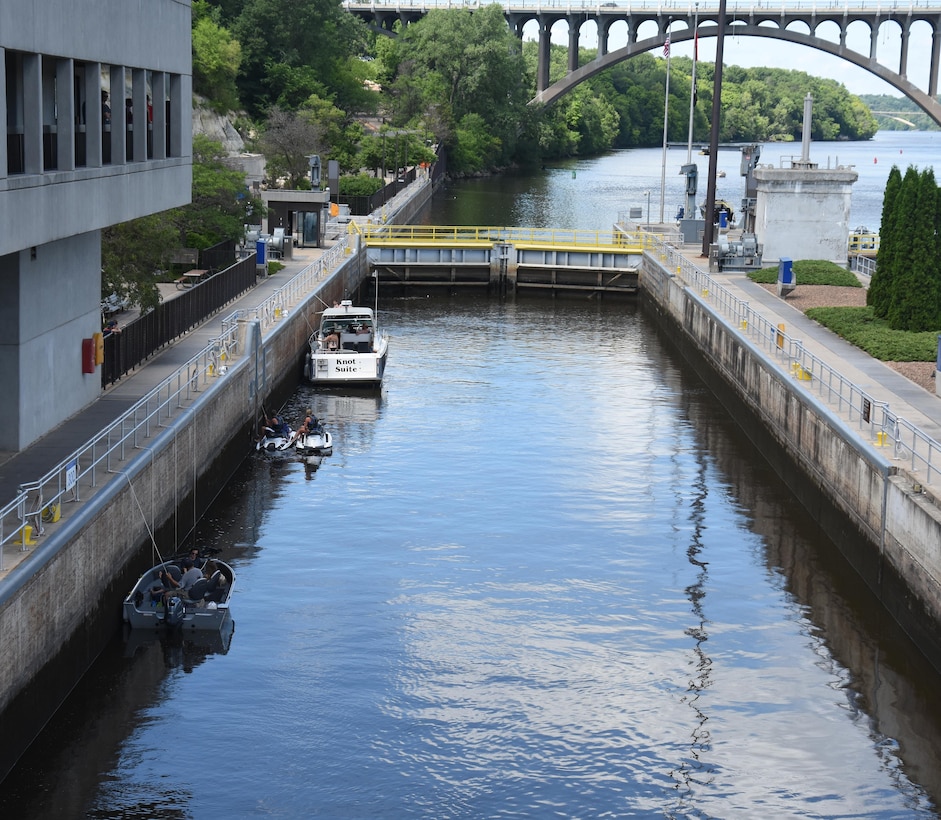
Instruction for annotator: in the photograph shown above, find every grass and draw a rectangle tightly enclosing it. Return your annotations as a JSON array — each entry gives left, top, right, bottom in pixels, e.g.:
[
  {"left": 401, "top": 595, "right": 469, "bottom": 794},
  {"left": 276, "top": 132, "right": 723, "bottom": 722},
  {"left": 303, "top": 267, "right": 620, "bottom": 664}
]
[
  {"left": 747, "top": 259, "right": 862, "bottom": 287},
  {"left": 748, "top": 259, "right": 938, "bottom": 362},
  {"left": 804, "top": 306, "right": 939, "bottom": 362}
]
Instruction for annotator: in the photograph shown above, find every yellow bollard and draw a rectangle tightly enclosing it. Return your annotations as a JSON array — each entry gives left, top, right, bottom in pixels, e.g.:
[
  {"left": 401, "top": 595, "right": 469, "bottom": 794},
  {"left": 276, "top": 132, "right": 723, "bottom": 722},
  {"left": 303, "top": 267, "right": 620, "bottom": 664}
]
[
  {"left": 15, "top": 525, "right": 36, "bottom": 547},
  {"left": 876, "top": 431, "right": 887, "bottom": 447},
  {"left": 274, "top": 307, "right": 282, "bottom": 319},
  {"left": 740, "top": 319, "right": 748, "bottom": 330},
  {"left": 776, "top": 323, "right": 785, "bottom": 349}
]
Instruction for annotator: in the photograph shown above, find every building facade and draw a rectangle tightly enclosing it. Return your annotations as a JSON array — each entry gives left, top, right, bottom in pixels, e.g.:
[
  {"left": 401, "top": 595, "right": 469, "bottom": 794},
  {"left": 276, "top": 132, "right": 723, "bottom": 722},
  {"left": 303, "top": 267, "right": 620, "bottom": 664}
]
[{"left": 0, "top": 0, "right": 193, "bottom": 450}]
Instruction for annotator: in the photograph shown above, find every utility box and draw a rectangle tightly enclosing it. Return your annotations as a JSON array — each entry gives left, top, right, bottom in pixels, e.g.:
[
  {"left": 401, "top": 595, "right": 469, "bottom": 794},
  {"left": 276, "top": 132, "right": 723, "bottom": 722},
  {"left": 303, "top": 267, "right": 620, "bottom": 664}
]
[{"left": 777, "top": 257, "right": 796, "bottom": 298}]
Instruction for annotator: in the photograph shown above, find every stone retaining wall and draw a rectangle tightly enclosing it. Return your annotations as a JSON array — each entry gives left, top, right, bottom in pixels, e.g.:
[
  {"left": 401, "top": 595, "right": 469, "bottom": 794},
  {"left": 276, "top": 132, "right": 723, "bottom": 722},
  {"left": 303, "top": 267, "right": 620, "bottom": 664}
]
[{"left": 640, "top": 256, "right": 941, "bottom": 670}]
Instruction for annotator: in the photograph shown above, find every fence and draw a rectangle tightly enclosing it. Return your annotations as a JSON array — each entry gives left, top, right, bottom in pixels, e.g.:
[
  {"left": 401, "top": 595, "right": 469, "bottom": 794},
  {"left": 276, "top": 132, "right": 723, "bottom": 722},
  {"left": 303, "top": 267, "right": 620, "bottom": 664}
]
[
  {"left": 0, "top": 234, "right": 353, "bottom": 571},
  {"left": 649, "top": 238, "right": 941, "bottom": 487},
  {"left": 102, "top": 254, "right": 258, "bottom": 386}
]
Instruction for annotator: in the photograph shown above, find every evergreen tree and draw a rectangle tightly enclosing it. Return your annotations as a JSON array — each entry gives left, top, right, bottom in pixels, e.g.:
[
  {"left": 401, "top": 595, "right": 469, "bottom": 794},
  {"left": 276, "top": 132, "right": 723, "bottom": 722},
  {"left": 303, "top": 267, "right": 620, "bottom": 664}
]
[
  {"left": 886, "top": 166, "right": 927, "bottom": 329},
  {"left": 868, "top": 165, "right": 902, "bottom": 317}
]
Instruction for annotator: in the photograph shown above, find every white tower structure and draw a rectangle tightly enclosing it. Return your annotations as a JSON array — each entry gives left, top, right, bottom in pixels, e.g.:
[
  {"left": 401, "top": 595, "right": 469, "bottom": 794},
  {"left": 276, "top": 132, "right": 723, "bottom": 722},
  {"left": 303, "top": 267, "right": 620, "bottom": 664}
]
[{"left": 752, "top": 94, "right": 857, "bottom": 265}]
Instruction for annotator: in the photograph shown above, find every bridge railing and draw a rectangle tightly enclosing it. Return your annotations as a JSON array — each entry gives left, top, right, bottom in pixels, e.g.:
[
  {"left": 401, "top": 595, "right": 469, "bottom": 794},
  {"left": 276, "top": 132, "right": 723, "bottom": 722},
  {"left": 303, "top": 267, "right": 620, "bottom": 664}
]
[
  {"left": 344, "top": 1, "right": 941, "bottom": 14},
  {"left": 352, "top": 222, "right": 655, "bottom": 249},
  {"left": 650, "top": 238, "right": 941, "bottom": 486}
]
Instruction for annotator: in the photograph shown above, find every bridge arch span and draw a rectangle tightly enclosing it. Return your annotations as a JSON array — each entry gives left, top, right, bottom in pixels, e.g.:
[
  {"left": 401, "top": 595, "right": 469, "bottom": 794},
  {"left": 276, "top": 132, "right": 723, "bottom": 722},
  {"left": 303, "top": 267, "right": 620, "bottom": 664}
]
[{"left": 532, "top": 26, "right": 941, "bottom": 129}]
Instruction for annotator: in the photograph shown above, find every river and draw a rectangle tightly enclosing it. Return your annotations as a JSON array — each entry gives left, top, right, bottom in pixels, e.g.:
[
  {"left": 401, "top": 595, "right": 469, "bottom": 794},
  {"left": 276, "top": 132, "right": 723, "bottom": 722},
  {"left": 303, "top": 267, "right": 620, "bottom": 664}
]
[{"left": 1, "top": 134, "right": 941, "bottom": 819}]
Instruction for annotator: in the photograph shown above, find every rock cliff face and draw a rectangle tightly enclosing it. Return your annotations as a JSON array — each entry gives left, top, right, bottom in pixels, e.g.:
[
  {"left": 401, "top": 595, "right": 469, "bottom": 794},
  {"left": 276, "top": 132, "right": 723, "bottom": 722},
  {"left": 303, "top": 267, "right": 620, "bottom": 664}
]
[
  {"left": 192, "top": 98, "right": 265, "bottom": 185},
  {"left": 192, "top": 100, "right": 245, "bottom": 154}
]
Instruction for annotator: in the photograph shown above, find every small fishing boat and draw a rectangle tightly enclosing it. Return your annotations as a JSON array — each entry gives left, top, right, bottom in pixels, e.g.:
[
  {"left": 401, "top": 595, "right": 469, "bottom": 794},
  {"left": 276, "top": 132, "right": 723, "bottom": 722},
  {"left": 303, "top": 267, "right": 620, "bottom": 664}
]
[
  {"left": 123, "top": 555, "right": 235, "bottom": 631},
  {"left": 304, "top": 300, "right": 389, "bottom": 386}
]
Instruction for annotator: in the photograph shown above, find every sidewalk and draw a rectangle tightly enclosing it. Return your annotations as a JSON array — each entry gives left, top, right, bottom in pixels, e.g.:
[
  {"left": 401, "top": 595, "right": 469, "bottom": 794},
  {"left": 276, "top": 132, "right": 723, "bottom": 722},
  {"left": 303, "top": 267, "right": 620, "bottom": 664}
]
[
  {"left": 0, "top": 241, "right": 331, "bottom": 578},
  {"left": 676, "top": 244, "right": 941, "bottom": 460}
]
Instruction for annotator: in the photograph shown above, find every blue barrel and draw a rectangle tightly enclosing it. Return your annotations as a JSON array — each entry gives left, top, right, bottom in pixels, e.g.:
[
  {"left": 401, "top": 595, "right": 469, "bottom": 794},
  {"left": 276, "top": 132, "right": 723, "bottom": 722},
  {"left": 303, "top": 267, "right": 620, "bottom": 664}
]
[
  {"left": 719, "top": 209, "right": 728, "bottom": 229},
  {"left": 256, "top": 238, "right": 267, "bottom": 265},
  {"left": 778, "top": 257, "right": 793, "bottom": 285}
]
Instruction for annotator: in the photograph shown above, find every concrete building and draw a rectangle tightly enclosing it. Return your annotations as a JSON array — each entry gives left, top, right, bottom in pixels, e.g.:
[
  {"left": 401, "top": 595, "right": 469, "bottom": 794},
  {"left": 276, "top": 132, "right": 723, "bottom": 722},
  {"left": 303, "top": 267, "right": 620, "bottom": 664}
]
[
  {"left": 752, "top": 94, "right": 858, "bottom": 266},
  {"left": 0, "top": 0, "right": 192, "bottom": 451}
]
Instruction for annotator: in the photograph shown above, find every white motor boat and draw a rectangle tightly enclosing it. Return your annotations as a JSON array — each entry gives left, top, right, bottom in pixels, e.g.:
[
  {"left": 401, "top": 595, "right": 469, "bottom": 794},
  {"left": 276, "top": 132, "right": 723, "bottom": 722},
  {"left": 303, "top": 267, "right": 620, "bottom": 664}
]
[{"left": 304, "top": 300, "right": 389, "bottom": 386}]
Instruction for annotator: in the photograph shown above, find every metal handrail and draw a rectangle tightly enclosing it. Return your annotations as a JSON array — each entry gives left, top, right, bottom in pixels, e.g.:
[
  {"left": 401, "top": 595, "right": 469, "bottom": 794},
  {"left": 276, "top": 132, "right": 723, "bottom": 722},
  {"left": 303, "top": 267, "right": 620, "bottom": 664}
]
[
  {"left": 652, "top": 238, "right": 941, "bottom": 486},
  {"left": 0, "top": 234, "right": 352, "bottom": 571},
  {"left": 352, "top": 222, "right": 651, "bottom": 251}
]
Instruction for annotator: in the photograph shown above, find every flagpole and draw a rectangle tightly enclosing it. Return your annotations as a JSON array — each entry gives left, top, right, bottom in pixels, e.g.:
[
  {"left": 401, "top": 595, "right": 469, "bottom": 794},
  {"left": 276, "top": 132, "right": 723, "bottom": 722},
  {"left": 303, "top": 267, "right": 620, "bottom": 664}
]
[
  {"left": 659, "top": 27, "right": 671, "bottom": 223},
  {"left": 685, "top": 3, "right": 699, "bottom": 221},
  {"left": 686, "top": 4, "right": 699, "bottom": 165}
]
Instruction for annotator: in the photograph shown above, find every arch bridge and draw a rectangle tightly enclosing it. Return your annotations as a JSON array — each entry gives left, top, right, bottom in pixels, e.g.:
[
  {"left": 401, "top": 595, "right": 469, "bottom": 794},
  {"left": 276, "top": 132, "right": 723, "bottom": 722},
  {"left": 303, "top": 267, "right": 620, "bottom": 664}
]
[{"left": 344, "top": 1, "right": 941, "bottom": 126}]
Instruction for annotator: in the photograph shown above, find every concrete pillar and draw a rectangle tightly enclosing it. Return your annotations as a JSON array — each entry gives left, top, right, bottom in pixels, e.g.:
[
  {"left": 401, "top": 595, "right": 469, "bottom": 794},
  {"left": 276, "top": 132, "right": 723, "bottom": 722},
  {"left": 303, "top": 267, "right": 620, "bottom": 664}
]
[
  {"left": 568, "top": 19, "right": 579, "bottom": 73},
  {"left": 930, "top": 26, "right": 940, "bottom": 98},
  {"left": 56, "top": 58, "right": 76, "bottom": 172},
  {"left": 537, "top": 19, "right": 551, "bottom": 93},
  {"left": 152, "top": 72, "right": 167, "bottom": 160},
  {"left": 23, "top": 53, "right": 42, "bottom": 175},
  {"left": 84, "top": 62, "right": 102, "bottom": 168},
  {"left": 110, "top": 64, "right": 126, "bottom": 166},
  {"left": 0, "top": 48, "right": 7, "bottom": 179}
]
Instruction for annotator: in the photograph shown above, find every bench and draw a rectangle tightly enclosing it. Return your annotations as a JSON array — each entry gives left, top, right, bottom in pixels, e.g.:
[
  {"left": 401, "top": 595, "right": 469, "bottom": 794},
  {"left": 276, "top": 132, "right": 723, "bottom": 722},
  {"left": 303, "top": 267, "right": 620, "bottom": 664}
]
[{"left": 175, "top": 269, "right": 209, "bottom": 289}]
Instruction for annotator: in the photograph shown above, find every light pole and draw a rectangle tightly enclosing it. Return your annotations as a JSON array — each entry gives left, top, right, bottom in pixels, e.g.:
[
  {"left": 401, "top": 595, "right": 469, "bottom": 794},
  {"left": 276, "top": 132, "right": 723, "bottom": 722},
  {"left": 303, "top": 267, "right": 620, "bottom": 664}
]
[{"left": 644, "top": 190, "right": 651, "bottom": 227}]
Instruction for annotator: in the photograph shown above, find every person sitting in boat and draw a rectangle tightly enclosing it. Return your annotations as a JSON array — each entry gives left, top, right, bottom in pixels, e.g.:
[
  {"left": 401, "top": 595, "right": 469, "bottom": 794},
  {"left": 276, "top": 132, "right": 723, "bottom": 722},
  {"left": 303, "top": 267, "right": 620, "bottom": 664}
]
[
  {"left": 355, "top": 323, "right": 370, "bottom": 335},
  {"left": 159, "top": 558, "right": 202, "bottom": 603},
  {"left": 323, "top": 329, "right": 340, "bottom": 350},
  {"left": 186, "top": 547, "right": 204, "bottom": 570}
]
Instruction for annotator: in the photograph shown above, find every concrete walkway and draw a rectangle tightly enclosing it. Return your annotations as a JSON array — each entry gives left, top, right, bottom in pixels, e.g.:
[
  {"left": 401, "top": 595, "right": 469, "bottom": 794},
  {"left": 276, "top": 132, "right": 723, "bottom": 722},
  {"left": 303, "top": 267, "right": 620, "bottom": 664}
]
[{"left": 0, "top": 240, "right": 333, "bottom": 578}]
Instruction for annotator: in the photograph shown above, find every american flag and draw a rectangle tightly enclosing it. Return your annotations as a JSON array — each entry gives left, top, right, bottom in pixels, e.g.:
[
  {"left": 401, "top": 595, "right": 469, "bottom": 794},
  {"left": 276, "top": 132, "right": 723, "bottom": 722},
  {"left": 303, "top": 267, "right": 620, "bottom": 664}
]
[{"left": 663, "top": 35, "right": 670, "bottom": 58}]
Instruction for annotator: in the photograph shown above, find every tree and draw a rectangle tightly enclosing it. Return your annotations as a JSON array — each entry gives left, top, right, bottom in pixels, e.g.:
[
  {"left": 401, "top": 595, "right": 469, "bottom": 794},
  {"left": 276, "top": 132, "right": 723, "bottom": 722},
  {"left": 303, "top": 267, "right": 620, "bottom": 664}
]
[
  {"left": 101, "top": 135, "right": 261, "bottom": 311},
  {"left": 386, "top": 6, "right": 532, "bottom": 172},
  {"left": 192, "top": 1, "right": 242, "bottom": 113},
  {"left": 886, "top": 167, "right": 941, "bottom": 331},
  {"left": 233, "top": 0, "right": 368, "bottom": 117},
  {"left": 259, "top": 106, "right": 328, "bottom": 187},
  {"left": 102, "top": 216, "right": 179, "bottom": 315},
  {"left": 868, "top": 165, "right": 902, "bottom": 318}
]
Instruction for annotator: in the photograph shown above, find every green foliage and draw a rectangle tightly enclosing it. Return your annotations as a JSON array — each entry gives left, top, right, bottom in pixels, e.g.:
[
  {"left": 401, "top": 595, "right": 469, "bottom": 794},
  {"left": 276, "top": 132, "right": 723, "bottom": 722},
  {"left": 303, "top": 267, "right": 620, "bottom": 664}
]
[
  {"left": 452, "top": 113, "right": 502, "bottom": 173},
  {"left": 232, "top": 0, "right": 368, "bottom": 118},
  {"left": 102, "top": 215, "right": 179, "bottom": 313},
  {"left": 339, "top": 174, "right": 384, "bottom": 196},
  {"left": 748, "top": 260, "right": 862, "bottom": 286},
  {"left": 192, "top": 3, "right": 242, "bottom": 113},
  {"left": 383, "top": 6, "right": 531, "bottom": 172},
  {"left": 868, "top": 165, "right": 901, "bottom": 318},
  {"left": 102, "top": 135, "right": 261, "bottom": 308},
  {"left": 805, "top": 307, "right": 940, "bottom": 361},
  {"left": 888, "top": 167, "right": 941, "bottom": 331},
  {"left": 858, "top": 94, "right": 941, "bottom": 131}
]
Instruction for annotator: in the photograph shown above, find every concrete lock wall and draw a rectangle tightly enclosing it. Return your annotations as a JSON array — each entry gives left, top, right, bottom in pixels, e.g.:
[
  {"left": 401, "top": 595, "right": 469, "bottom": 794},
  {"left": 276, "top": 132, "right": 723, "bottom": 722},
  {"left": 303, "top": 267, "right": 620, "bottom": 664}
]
[
  {"left": 0, "top": 246, "right": 371, "bottom": 778},
  {"left": 640, "top": 256, "right": 941, "bottom": 669}
]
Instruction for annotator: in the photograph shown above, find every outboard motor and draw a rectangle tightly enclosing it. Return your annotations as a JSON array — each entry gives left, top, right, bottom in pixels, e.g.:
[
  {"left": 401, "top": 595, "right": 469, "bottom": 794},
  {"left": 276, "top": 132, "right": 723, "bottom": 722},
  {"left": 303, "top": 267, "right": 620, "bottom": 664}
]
[{"left": 163, "top": 595, "right": 186, "bottom": 628}]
